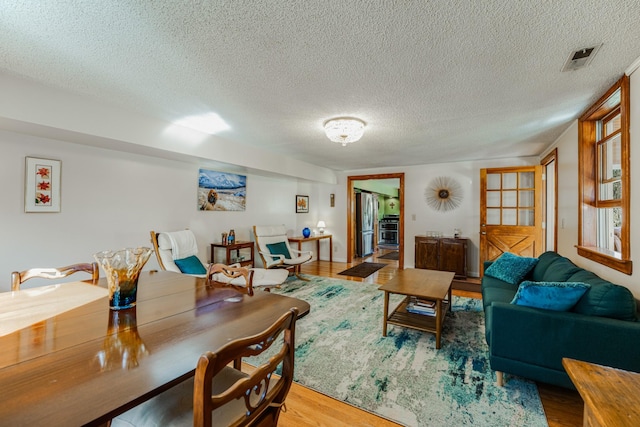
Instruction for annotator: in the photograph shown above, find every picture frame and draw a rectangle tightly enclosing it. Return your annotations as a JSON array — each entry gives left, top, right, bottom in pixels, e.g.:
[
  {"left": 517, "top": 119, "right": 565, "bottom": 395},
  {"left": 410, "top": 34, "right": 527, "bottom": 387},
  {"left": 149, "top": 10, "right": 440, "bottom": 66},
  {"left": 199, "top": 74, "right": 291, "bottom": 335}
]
[
  {"left": 296, "top": 195, "right": 309, "bottom": 213},
  {"left": 197, "top": 169, "right": 246, "bottom": 211},
  {"left": 25, "top": 156, "right": 61, "bottom": 213}
]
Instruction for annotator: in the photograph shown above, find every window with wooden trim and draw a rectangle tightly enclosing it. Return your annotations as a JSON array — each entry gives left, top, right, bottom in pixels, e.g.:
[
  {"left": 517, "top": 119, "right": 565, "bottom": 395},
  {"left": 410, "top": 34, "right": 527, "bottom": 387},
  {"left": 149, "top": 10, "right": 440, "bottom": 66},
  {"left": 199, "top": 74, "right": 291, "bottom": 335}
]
[{"left": 577, "top": 75, "right": 631, "bottom": 274}]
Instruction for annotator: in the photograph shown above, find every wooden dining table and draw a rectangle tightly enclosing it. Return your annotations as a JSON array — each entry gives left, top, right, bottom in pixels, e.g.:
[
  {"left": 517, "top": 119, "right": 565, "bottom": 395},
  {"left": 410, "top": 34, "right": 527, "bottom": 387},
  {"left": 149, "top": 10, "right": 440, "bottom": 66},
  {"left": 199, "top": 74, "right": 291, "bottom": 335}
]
[{"left": 0, "top": 271, "right": 310, "bottom": 426}]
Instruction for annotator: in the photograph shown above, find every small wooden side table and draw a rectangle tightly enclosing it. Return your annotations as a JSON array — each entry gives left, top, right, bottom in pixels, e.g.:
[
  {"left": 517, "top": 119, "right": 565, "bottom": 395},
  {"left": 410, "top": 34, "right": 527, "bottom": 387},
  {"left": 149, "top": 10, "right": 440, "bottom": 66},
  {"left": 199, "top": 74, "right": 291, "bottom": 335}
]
[
  {"left": 288, "top": 234, "right": 332, "bottom": 262},
  {"left": 563, "top": 357, "right": 640, "bottom": 426},
  {"left": 210, "top": 241, "right": 254, "bottom": 267}
]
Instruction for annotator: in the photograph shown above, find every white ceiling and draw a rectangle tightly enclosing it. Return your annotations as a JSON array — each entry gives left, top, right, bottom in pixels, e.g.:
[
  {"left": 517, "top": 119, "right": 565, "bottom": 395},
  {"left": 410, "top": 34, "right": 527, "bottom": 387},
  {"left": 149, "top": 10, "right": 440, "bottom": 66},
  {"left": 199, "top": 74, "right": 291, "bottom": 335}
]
[{"left": 1, "top": 1, "right": 639, "bottom": 171}]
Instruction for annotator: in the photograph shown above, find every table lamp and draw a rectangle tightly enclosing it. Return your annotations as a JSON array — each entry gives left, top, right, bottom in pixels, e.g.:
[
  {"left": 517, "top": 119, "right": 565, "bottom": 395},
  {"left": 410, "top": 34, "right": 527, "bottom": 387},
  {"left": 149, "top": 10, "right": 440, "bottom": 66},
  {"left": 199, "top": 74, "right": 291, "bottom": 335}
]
[{"left": 317, "top": 220, "right": 326, "bottom": 234}]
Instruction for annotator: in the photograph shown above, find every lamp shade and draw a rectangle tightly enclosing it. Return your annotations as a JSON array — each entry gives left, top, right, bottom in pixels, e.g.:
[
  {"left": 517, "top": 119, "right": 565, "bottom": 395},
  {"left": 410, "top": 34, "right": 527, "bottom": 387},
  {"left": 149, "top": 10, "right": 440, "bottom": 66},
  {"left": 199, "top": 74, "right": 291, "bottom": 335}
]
[{"left": 324, "top": 117, "right": 366, "bottom": 146}]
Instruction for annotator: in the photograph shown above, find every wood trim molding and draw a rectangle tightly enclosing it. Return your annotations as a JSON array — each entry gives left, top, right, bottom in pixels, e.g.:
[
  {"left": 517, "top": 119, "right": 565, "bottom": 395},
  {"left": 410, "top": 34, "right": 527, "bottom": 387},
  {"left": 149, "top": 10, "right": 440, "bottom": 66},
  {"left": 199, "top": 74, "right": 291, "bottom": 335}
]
[
  {"left": 577, "top": 75, "right": 632, "bottom": 274},
  {"left": 576, "top": 245, "right": 632, "bottom": 275},
  {"left": 347, "top": 173, "right": 405, "bottom": 268},
  {"left": 540, "top": 148, "right": 558, "bottom": 252}
]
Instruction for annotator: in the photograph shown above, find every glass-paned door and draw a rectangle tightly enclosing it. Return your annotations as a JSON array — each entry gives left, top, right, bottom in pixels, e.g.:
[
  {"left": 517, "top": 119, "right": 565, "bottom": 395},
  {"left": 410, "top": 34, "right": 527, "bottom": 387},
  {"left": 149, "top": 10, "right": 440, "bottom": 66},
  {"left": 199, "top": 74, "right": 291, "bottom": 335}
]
[{"left": 480, "top": 166, "right": 543, "bottom": 273}]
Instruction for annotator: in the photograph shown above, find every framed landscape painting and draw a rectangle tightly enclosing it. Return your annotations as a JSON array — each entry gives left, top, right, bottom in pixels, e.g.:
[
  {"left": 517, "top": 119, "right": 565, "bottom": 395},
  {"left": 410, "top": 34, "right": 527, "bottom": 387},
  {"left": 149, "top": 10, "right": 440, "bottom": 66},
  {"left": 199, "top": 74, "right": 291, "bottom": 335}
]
[
  {"left": 296, "top": 195, "right": 309, "bottom": 213},
  {"left": 198, "top": 169, "right": 246, "bottom": 211},
  {"left": 25, "top": 157, "right": 61, "bottom": 213}
]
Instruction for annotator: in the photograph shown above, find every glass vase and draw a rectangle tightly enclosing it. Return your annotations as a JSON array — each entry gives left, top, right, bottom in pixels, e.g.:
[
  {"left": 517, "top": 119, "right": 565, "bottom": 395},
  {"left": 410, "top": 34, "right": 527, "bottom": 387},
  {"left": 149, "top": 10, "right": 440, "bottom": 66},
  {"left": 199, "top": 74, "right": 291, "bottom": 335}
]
[{"left": 94, "top": 247, "right": 153, "bottom": 310}]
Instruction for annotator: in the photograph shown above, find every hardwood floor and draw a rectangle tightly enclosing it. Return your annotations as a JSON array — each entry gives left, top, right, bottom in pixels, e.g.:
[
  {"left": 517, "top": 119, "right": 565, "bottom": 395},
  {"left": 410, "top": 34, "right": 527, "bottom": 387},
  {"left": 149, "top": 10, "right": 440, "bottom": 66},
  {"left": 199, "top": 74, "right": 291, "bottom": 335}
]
[{"left": 279, "top": 248, "right": 584, "bottom": 427}]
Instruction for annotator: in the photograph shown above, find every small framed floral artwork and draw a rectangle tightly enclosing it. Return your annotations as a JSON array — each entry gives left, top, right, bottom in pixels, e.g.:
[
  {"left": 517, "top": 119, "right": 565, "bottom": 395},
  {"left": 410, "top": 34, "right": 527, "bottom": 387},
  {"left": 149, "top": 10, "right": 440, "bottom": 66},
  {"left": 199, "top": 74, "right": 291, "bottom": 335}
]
[
  {"left": 25, "top": 157, "right": 61, "bottom": 213},
  {"left": 296, "top": 195, "right": 309, "bottom": 213}
]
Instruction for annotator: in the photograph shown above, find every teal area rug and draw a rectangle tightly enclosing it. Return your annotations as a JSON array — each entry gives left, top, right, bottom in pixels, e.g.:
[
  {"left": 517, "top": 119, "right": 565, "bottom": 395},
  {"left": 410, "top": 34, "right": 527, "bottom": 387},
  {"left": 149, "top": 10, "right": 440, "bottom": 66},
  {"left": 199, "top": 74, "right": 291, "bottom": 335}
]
[{"left": 269, "top": 275, "right": 548, "bottom": 426}]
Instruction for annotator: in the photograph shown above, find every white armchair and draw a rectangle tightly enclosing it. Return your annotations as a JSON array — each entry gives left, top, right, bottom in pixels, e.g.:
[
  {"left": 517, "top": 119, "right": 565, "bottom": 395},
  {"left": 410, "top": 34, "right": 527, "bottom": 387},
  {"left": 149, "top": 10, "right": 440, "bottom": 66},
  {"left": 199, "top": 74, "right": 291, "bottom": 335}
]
[
  {"left": 150, "top": 230, "right": 288, "bottom": 290},
  {"left": 150, "top": 229, "right": 208, "bottom": 276},
  {"left": 253, "top": 225, "right": 312, "bottom": 280}
]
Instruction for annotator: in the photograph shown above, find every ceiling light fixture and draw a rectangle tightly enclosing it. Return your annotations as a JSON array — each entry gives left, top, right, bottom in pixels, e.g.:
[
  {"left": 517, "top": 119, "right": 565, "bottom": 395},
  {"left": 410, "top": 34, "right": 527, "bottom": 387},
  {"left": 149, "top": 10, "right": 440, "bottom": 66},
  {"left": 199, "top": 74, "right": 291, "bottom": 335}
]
[{"left": 323, "top": 117, "right": 366, "bottom": 146}]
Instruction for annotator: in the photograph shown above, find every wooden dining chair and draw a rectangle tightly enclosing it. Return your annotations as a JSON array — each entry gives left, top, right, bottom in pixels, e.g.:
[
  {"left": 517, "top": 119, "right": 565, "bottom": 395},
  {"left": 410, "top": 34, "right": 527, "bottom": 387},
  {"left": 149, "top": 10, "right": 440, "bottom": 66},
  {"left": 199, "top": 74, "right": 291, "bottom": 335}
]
[
  {"left": 207, "top": 263, "right": 288, "bottom": 296},
  {"left": 11, "top": 262, "right": 100, "bottom": 291},
  {"left": 112, "top": 307, "right": 298, "bottom": 427}
]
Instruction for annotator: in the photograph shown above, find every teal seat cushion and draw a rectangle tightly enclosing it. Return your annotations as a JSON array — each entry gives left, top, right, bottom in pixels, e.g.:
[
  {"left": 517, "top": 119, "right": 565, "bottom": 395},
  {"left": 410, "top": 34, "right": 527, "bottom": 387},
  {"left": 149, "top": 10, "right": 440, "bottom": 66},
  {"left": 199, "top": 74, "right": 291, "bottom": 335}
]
[
  {"left": 266, "top": 241, "right": 291, "bottom": 260},
  {"left": 484, "top": 252, "right": 538, "bottom": 285},
  {"left": 511, "top": 281, "right": 591, "bottom": 311},
  {"left": 174, "top": 255, "right": 207, "bottom": 274}
]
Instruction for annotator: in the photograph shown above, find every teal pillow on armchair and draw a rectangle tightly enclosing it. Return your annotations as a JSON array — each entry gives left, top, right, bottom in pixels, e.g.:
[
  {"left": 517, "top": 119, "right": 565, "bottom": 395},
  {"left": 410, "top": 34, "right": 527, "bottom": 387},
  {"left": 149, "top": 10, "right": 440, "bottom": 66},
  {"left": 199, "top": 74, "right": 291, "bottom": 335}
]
[
  {"left": 484, "top": 252, "right": 538, "bottom": 285},
  {"left": 267, "top": 241, "right": 291, "bottom": 261},
  {"left": 174, "top": 255, "right": 207, "bottom": 274}
]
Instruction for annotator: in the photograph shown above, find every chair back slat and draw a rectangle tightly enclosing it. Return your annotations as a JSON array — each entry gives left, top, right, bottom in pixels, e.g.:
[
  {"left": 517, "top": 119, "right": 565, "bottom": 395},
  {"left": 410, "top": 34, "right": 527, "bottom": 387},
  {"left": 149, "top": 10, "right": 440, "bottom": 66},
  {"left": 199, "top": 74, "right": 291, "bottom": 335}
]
[{"left": 11, "top": 262, "right": 99, "bottom": 291}]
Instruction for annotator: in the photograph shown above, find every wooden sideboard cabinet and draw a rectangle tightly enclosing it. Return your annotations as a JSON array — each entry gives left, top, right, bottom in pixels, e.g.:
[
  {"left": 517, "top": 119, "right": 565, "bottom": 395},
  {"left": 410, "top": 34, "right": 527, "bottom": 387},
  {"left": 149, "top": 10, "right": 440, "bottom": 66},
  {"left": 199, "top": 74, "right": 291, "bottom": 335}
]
[{"left": 415, "top": 236, "right": 468, "bottom": 279}]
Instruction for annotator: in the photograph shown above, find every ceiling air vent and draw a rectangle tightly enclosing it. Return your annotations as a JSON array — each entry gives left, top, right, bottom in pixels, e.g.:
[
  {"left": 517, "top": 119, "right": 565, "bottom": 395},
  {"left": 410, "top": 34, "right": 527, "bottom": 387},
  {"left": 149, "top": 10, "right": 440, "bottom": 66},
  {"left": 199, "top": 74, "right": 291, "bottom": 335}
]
[{"left": 562, "top": 45, "right": 602, "bottom": 72}]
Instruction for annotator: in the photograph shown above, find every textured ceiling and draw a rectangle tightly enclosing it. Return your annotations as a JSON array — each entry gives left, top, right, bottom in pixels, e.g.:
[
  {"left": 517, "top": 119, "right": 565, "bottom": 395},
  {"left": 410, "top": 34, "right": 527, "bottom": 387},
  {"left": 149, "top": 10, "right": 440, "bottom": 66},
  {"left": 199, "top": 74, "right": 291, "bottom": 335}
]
[{"left": 1, "top": 1, "right": 640, "bottom": 171}]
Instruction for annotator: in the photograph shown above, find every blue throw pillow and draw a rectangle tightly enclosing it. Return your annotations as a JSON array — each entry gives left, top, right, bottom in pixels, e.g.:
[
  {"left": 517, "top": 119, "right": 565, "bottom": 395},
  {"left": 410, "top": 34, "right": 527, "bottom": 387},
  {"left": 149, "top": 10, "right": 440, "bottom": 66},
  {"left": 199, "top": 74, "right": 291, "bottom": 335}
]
[
  {"left": 174, "top": 255, "right": 207, "bottom": 274},
  {"left": 267, "top": 241, "right": 291, "bottom": 261},
  {"left": 484, "top": 252, "right": 539, "bottom": 285},
  {"left": 511, "top": 281, "right": 591, "bottom": 311}
]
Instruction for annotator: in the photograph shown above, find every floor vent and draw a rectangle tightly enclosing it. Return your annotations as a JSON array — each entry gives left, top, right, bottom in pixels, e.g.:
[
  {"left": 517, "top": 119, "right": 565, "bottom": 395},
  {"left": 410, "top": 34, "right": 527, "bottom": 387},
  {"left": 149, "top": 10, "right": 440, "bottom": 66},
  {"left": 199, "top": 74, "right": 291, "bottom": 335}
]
[{"left": 562, "top": 45, "right": 602, "bottom": 72}]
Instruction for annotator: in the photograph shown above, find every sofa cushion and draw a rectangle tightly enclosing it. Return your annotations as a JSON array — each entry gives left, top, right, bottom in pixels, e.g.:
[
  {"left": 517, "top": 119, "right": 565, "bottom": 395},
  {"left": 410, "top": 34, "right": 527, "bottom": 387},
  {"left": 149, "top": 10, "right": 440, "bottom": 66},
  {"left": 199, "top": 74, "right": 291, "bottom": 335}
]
[
  {"left": 531, "top": 251, "right": 563, "bottom": 281},
  {"left": 482, "top": 275, "right": 518, "bottom": 291},
  {"left": 570, "top": 274, "right": 638, "bottom": 321},
  {"left": 482, "top": 286, "right": 517, "bottom": 311},
  {"left": 174, "top": 255, "right": 207, "bottom": 275},
  {"left": 511, "top": 281, "right": 591, "bottom": 311},
  {"left": 484, "top": 252, "right": 538, "bottom": 285},
  {"left": 539, "top": 257, "right": 582, "bottom": 282}
]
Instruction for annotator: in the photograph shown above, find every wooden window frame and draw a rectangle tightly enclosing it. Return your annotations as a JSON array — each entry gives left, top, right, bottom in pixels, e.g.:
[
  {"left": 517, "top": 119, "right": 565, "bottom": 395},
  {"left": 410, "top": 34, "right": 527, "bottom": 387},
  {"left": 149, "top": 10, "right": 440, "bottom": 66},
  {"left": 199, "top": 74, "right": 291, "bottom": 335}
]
[
  {"left": 541, "top": 148, "right": 558, "bottom": 252},
  {"left": 577, "top": 75, "right": 632, "bottom": 274}
]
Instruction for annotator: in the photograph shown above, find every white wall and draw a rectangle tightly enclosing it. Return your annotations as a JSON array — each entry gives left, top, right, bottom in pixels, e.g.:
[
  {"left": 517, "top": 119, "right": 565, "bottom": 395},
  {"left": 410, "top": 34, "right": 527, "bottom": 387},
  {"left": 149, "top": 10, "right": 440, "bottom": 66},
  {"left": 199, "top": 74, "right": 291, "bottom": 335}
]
[
  {"left": 0, "top": 130, "right": 308, "bottom": 291},
  {"left": 541, "top": 68, "right": 640, "bottom": 297},
  {"left": 6, "top": 126, "right": 540, "bottom": 286}
]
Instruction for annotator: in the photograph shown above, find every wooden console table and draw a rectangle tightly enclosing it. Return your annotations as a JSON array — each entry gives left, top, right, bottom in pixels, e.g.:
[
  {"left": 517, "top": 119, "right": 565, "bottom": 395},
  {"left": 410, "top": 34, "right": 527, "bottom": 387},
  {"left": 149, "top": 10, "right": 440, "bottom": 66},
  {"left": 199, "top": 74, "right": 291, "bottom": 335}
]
[
  {"left": 415, "top": 235, "right": 468, "bottom": 279},
  {"left": 563, "top": 357, "right": 640, "bottom": 426},
  {"left": 288, "top": 234, "right": 332, "bottom": 262},
  {"left": 210, "top": 241, "right": 254, "bottom": 267}
]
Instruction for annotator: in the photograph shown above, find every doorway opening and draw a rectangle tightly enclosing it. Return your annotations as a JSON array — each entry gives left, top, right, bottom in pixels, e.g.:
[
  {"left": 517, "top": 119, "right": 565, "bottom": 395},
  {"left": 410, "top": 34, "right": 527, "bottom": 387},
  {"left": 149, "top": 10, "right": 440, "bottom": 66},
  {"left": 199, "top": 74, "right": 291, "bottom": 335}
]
[{"left": 347, "top": 173, "right": 405, "bottom": 269}]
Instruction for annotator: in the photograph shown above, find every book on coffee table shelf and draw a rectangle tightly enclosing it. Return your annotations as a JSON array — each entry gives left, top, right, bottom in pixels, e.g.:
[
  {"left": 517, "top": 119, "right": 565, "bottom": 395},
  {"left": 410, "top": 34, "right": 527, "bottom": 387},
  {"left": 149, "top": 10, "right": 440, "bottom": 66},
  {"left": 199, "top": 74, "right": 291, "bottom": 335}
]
[{"left": 406, "top": 297, "right": 437, "bottom": 316}]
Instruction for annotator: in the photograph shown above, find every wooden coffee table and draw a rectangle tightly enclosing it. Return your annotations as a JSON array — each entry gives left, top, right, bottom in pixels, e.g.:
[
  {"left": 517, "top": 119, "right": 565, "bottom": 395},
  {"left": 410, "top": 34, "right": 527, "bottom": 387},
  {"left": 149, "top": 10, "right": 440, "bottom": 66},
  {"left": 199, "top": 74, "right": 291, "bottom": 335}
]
[{"left": 379, "top": 268, "right": 455, "bottom": 349}]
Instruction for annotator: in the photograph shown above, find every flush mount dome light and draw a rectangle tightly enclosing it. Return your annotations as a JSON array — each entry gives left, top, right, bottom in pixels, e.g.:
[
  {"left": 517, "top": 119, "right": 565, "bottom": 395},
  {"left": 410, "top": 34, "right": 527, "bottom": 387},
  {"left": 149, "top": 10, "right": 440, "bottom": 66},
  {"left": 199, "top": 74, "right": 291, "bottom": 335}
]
[{"left": 323, "top": 117, "right": 366, "bottom": 146}]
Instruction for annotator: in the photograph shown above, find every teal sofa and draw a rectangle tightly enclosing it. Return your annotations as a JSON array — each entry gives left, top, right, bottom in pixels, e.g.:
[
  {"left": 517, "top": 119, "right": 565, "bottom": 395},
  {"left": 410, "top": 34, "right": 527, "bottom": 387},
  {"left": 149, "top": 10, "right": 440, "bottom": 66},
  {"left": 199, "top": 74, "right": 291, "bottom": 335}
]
[{"left": 482, "top": 251, "right": 640, "bottom": 389}]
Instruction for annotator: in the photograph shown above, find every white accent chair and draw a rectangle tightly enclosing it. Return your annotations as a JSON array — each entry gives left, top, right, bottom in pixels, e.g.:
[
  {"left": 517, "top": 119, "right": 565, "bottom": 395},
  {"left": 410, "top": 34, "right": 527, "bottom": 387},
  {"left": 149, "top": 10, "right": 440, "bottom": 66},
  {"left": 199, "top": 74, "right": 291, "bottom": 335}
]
[
  {"left": 150, "top": 230, "right": 288, "bottom": 291},
  {"left": 150, "top": 229, "right": 206, "bottom": 276},
  {"left": 253, "top": 225, "right": 312, "bottom": 280}
]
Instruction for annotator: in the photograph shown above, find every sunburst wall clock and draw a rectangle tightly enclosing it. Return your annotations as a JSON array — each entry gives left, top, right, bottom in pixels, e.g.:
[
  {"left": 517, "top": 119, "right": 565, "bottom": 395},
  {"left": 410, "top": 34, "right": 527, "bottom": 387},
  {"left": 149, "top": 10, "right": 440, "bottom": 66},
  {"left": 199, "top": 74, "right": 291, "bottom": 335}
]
[{"left": 425, "top": 176, "right": 463, "bottom": 211}]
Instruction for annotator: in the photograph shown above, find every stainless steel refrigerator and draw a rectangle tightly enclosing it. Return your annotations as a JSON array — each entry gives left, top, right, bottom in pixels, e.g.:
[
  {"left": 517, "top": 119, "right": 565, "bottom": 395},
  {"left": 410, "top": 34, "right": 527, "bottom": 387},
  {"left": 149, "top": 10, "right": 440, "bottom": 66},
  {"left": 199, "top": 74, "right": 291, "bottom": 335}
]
[{"left": 356, "top": 192, "right": 375, "bottom": 257}]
